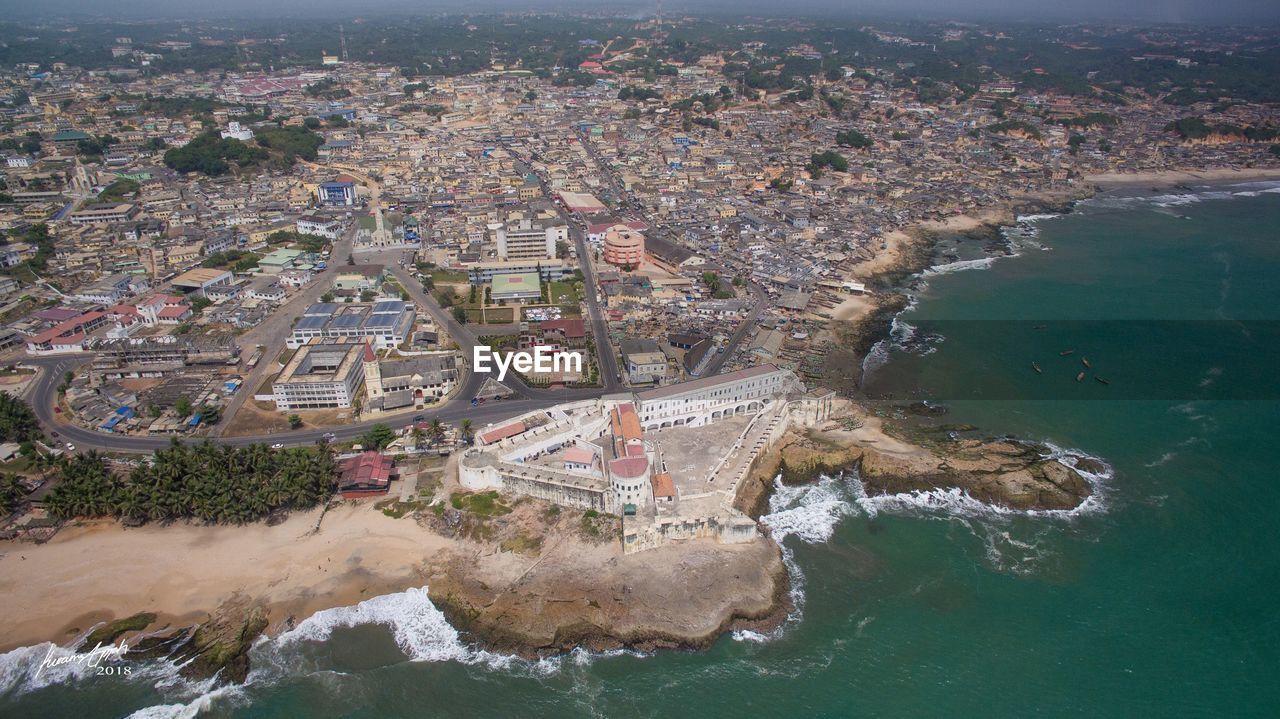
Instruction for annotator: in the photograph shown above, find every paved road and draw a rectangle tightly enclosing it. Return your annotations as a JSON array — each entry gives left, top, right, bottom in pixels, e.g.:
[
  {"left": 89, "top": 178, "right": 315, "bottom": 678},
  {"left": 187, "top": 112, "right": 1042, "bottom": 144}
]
[
  {"left": 571, "top": 130, "right": 768, "bottom": 375},
  {"left": 24, "top": 254, "right": 613, "bottom": 454},
  {"left": 25, "top": 353, "right": 598, "bottom": 453},
  {"left": 702, "top": 281, "right": 768, "bottom": 376},
  {"left": 508, "top": 153, "right": 622, "bottom": 392},
  {"left": 210, "top": 216, "right": 358, "bottom": 436}
]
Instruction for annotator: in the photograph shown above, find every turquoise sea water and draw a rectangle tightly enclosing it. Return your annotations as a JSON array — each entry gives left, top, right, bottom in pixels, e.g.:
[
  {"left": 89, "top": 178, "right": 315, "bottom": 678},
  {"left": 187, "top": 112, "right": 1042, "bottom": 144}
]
[{"left": 3, "top": 184, "right": 1279, "bottom": 718}]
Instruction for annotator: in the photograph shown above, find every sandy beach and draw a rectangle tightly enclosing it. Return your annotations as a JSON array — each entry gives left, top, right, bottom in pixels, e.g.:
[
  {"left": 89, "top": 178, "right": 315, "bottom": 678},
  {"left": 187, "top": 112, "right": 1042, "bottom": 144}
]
[
  {"left": 0, "top": 492, "right": 785, "bottom": 656},
  {"left": 0, "top": 503, "right": 451, "bottom": 652},
  {"left": 1086, "top": 167, "right": 1280, "bottom": 188}
]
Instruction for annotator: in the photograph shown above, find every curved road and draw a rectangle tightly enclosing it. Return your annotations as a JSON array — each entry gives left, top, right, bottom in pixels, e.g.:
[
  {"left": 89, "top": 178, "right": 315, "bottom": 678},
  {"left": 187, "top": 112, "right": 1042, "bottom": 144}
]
[{"left": 26, "top": 353, "right": 607, "bottom": 455}]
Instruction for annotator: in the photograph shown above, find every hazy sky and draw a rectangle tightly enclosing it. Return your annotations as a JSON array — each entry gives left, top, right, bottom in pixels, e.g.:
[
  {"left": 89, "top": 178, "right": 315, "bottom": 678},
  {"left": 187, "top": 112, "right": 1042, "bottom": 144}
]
[{"left": 4, "top": 0, "right": 1279, "bottom": 24}]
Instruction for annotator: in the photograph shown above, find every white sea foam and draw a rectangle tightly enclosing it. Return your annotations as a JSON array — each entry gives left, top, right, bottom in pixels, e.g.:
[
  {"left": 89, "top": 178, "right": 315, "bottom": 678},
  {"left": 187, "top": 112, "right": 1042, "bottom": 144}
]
[
  {"left": 1086, "top": 181, "right": 1280, "bottom": 211},
  {"left": 270, "top": 586, "right": 513, "bottom": 670},
  {"left": 124, "top": 683, "right": 245, "bottom": 719},
  {"left": 920, "top": 256, "right": 997, "bottom": 277},
  {"left": 762, "top": 443, "right": 1111, "bottom": 532},
  {"left": 730, "top": 629, "right": 771, "bottom": 643},
  {"left": 1145, "top": 452, "right": 1178, "bottom": 468},
  {"left": 981, "top": 529, "right": 1050, "bottom": 576},
  {"left": 0, "top": 632, "right": 225, "bottom": 716},
  {"left": 752, "top": 443, "right": 1112, "bottom": 626},
  {"left": 1015, "top": 213, "right": 1062, "bottom": 224},
  {"left": 856, "top": 445, "right": 1110, "bottom": 522},
  {"left": 747, "top": 473, "right": 870, "bottom": 643},
  {"left": 761, "top": 474, "right": 859, "bottom": 544},
  {"left": 0, "top": 641, "right": 97, "bottom": 695}
]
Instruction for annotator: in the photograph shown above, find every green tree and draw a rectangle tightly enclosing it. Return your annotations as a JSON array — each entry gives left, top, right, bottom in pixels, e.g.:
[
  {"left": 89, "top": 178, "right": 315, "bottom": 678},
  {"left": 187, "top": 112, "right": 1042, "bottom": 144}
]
[
  {"left": 288, "top": 414, "right": 303, "bottom": 429},
  {"left": 0, "top": 394, "right": 41, "bottom": 444},
  {"left": 836, "top": 129, "right": 872, "bottom": 149},
  {"left": 0, "top": 473, "right": 26, "bottom": 515},
  {"left": 47, "top": 440, "right": 339, "bottom": 524},
  {"left": 359, "top": 424, "right": 397, "bottom": 450}
]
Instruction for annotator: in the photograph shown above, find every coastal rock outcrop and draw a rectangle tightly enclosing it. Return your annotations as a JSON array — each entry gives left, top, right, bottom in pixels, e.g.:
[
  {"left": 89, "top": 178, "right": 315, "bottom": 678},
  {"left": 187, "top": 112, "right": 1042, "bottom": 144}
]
[
  {"left": 740, "top": 406, "right": 1095, "bottom": 515},
  {"left": 426, "top": 537, "right": 789, "bottom": 657},
  {"left": 173, "top": 598, "right": 270, "bottom": 684}
]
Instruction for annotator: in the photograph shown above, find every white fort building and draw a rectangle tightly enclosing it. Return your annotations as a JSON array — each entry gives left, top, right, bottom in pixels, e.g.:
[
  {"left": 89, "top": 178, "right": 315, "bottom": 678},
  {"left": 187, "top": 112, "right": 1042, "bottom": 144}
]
[{"left": 460, "top": 364, "right": 835, "bottom": 553}]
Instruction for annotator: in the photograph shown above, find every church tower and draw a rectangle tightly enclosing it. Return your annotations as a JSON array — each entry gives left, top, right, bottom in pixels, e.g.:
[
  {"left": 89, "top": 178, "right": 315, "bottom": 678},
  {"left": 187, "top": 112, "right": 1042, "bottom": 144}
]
[{"left": 362, "top": 342, "right": 382, "bottom": 400}]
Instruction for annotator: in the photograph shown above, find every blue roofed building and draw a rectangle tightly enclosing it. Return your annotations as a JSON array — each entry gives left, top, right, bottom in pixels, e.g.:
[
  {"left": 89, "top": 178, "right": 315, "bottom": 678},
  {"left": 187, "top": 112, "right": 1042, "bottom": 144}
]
[
  {"left": 319, "top": 179, "right": 356, "bottom": 206},
  {"left": 286, "top": 300, "right": 414, "bottom": 350}
]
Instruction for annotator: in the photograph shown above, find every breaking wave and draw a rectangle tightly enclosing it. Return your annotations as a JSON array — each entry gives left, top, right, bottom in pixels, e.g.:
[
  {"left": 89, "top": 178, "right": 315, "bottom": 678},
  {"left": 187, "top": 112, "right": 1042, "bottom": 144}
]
[
  {"left": 920, "top": 256, "right": 997, "bottom": 277},
  {"left": 1, "top": 585, "right": 612, "bottom": 716},
  {"left": 270, "top": 587, "right": 507, "bottom": 667}
]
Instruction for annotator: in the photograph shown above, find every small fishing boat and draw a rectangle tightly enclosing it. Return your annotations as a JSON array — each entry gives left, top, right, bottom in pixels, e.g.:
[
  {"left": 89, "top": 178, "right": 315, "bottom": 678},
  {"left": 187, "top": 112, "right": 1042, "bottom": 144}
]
[
  {"left": 1076, "top": 371, "right": 1086, "bottom": 382},
  {"left": 1032, "top": 362, "right": 1042, "bottom": 374},
  {"left": 1060, "top": 349, "right": 1075, "bottom": 356},
  {"left": 1081, "top": 357, "right": 1092, "bottom": 369},
  {"left": 1095, "top": 376, "right": 1110, "bottom": 385}
]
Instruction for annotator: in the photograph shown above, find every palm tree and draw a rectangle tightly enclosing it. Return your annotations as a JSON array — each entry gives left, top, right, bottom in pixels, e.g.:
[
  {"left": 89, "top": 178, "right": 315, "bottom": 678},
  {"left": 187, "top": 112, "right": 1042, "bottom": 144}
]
[{"left": 459, "top": 419, "right": 474, "bottom": 445}]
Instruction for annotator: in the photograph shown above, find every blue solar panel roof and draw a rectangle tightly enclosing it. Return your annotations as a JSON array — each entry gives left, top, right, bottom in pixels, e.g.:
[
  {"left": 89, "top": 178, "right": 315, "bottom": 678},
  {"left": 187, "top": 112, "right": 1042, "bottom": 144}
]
[
  {"left": 364, "top": 313, "right": 398, "bottom": 329},
  {"left": 295, "top": 315, "right": 328, "bottom": 330},
  {"left": 304, "top": 303, "right": 338, "bottom": 316},
  {"left": 371, "top": 300, "right": 405, "bottom": 314},
  {"left": 331, "top": 314, "right": 364, "bottom": 329}
]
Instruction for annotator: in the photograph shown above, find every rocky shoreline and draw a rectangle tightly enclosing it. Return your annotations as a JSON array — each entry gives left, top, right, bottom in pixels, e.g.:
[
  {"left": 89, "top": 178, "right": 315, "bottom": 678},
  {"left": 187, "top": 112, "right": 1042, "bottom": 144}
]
[
  {"left": 739, "top": 400, "right": 1101, "bottom": 518},
  {"left": 427, "top": 542, "right": 792, "bottom": 657}
]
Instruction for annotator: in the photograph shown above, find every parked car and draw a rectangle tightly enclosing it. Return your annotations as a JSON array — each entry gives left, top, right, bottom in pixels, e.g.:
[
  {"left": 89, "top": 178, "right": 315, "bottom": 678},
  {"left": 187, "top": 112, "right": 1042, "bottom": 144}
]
[{"left": 270, "top": 443, "right": 284, "bottom": 450}]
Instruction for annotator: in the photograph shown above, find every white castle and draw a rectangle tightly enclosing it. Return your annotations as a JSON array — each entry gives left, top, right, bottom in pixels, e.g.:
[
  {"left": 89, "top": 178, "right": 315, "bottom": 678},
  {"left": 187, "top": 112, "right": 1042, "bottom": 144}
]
[{"left": 460, "top": 364, "right": 835, "bottom": 553}]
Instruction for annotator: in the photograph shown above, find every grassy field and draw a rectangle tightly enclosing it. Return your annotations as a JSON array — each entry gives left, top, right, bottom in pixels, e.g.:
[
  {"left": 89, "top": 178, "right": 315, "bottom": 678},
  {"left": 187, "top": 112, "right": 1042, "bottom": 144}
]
[
  {"left": 465, "top": 306, "right": 516, "bottom": 324},
  {"left": 428, "top": 269, "right": 469, "bottom": 286},
  {"left": 546, "top": 280, "right": 583, "bottom": 316},
  {"left": 450, "top": 490, "right": 513, "bottom": 517}
]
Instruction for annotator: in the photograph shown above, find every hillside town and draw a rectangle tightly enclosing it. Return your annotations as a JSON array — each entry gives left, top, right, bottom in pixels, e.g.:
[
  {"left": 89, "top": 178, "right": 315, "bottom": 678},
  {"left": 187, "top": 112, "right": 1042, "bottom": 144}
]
[
  {"left": 0, "top": 15, "right": 1276, "bottom": 535},
  {"left": 0, "top": 14, "right": 1278, "bottom": 714}
]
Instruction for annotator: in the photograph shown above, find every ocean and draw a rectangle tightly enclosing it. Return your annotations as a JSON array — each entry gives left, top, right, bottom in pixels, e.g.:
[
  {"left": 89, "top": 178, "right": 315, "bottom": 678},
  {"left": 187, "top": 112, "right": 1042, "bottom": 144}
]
[{"left": 3, "top": 182, "right": 1279, "bottom": 718}]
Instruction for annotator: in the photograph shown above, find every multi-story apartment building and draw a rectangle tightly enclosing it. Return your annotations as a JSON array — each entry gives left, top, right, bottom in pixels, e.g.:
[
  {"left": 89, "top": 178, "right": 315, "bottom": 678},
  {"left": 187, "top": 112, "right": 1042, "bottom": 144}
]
[
  {"left": 495, "top": 218, "right": 566, "bottom": 261},
  {"left": 272, "top": 340, "right": 367, "bottom": 411}
]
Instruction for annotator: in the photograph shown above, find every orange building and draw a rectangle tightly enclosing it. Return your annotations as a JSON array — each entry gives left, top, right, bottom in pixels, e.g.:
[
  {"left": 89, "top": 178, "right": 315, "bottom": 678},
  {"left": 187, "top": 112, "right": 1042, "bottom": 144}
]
[{"left": 602, "top": 225, "right": 645, "bottom": 267}]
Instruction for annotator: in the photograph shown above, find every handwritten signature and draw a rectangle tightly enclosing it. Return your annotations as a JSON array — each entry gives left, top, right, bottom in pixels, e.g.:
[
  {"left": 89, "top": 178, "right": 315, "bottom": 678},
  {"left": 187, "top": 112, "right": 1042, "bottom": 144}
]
[{"left": 36, "top": 641, "right": 131, "bottom": 679}]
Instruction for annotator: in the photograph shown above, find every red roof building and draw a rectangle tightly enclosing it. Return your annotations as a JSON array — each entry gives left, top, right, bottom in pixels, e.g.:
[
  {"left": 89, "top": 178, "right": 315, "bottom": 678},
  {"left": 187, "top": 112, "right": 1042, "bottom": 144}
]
[
  {"left": 478, "top": 421, "right": 526, "bottom": 445},
  {"left": 338, "top": 451, "right": 395, "bottom": 498}
]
